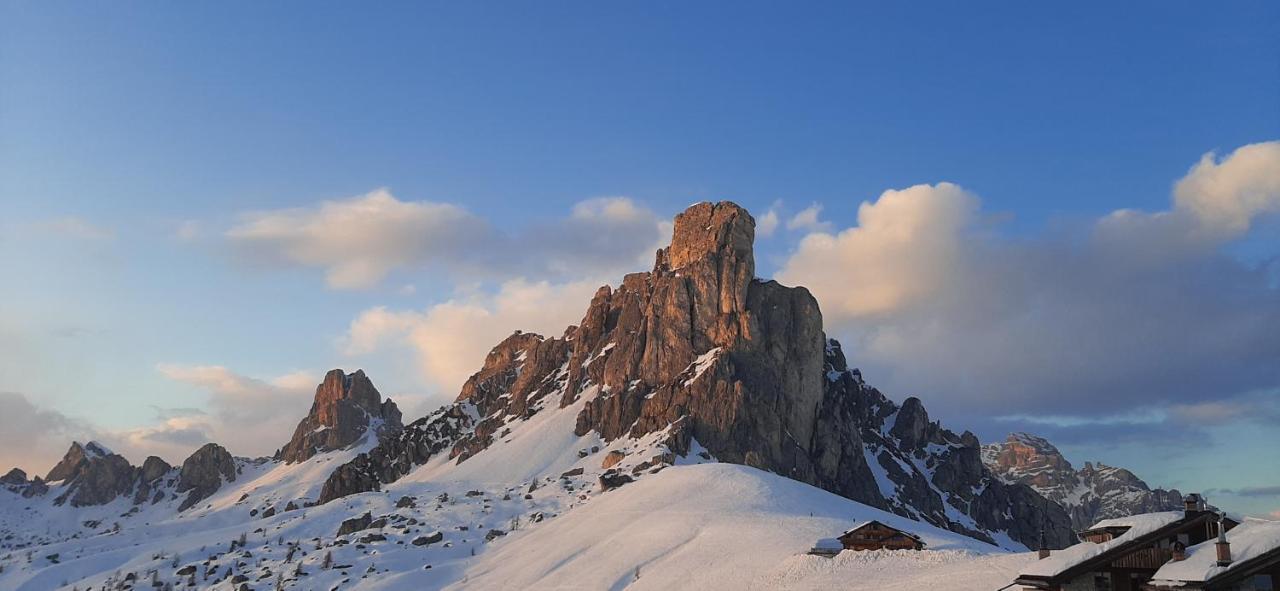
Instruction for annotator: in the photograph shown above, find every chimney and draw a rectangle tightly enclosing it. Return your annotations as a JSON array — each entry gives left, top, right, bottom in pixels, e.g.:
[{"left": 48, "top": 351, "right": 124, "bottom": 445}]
[
  {"left": 1184, "top": 493, "right": 1204, "bottom": 517},
  {"left": 1172, "top": 540, "right": 1187, "bottom": 562},
  {"left": 1037, "top": 528, "right": 1050, "bottom": 560},
  {"left": 1214, "top": 512, "right": 1232, "bottom": 567}
]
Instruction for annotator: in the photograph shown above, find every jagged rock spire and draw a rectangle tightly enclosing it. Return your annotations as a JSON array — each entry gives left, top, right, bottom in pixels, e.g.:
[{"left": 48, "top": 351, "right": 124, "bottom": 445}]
[{"left": 278, "top": 369, "right": 403, "bottom": 463}]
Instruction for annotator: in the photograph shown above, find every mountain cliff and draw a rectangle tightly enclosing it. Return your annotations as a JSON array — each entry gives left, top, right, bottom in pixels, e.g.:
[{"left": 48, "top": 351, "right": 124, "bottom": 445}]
[
  {"left": 982, "top": 432, "right": 1184, "bottom": 529},
  {"left": 320, "top": 201, "right": 1074, "bottom": 549},
  {"left": 278, "top": 369, "right": 403, "bottom": 463}
]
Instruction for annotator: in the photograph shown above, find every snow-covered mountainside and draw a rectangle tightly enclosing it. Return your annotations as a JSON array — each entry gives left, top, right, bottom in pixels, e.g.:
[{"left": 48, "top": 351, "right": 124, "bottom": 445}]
[
  {"left": 982, "top": 433, "right": 1184, "bottom": 530},
  {"left": 0, "top": 389, "right": 1020, "bottom": 591},
  {"left": 1, "top": 201, "right": 1085, "bottom": 590}
]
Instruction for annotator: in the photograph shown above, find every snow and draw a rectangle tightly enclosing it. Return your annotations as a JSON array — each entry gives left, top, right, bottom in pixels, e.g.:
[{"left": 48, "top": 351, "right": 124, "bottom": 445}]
[
  {"left": 682, "top": 347, "right": 723, "bottom": 386},
  {"left": 812, "top": 538, "right": 843, "bottom": 551},
  {"left": 1022, "top": 511, "right": 1184, "bottom": 577},
  {"left": 756, "top": 549, "right": 1036, "bottom": 591},
  {"left": 448, "top": 463, "right": 1005, "bottom": 590},
  {"left": 1086, "top": 511, "right": 1183, "bottom": 532},
  {"left": 83, "top": 441, "right": 113, "bottom": 458},
  {"left": 1150, "top": 518, "right": 1280, "bottom": 584}
]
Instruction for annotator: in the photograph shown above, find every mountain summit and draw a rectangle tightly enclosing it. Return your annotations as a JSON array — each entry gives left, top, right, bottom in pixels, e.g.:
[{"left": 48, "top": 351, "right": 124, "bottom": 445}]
[
  {"left": 320, "top": 201, "right": 1074, "bottom": 548},
  {"left": 982, "top": 432, "right": 1184, "bottom": 529},
  {"left": 279, "top": 369, "right": 403, "bottom": 463}
]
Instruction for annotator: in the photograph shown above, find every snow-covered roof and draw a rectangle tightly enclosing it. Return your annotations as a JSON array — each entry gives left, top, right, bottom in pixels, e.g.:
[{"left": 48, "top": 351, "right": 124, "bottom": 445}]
[
  {"left": 841, "top": 520, "right": 922, "bottom": 541},
  {"left": 1085, "top": 511, "right": 1184, "bottom": 532},
  {"left": 1021, "top": 511, "right": 1184, "bottom": 577},
  {"left": 1149, "top": 518, "right": 1280, "bottom": 585}
]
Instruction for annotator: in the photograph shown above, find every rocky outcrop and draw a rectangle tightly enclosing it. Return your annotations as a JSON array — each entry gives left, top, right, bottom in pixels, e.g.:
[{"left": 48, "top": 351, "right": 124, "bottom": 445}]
[
  {"left": 278, "top": 369, "right": 403, "bottom": 464},
  {"left": 0, "top": 468, "right": 26, "bottom": 486},
  {"left": 44, "top": 442, "right": 144, "bottom": 507},
  {"left": 133, "top": 456, "right": 174, "bottom": 505},
  {"left": 317, "top": 404, "right": 476, "bottom": 503},
  {"left": 0, "top": 468, "right": 48, "bottom": 498},
  {"left": 45, "top": 441, "right": 114, "bottom": 482},
  {"left": 983, "top": 433, "right": 1184, "bottom": 530},
  {"left": 177, "top": 443, "right": 237, "bottom": 511},
  {"left": 317, "top": 201, "right": 1072, "bottom": 549}
]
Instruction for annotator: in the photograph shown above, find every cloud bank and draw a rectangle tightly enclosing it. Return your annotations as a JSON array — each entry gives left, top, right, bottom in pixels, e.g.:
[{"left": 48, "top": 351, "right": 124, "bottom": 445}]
[{"left": 777, "top": 142, "right": 1280, "bottom": 426}]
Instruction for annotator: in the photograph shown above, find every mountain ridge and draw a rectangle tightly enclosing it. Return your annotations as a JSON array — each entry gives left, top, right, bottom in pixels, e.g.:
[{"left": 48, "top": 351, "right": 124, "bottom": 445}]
[{"left": 982, "top": 432, "right": 1185, "bottom": 530}]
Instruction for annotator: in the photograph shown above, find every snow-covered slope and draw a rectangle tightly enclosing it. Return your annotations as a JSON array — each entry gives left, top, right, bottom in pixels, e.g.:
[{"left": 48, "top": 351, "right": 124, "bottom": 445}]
[{"left": 449, "top": 462, "right": 1003, "bottom": 590}]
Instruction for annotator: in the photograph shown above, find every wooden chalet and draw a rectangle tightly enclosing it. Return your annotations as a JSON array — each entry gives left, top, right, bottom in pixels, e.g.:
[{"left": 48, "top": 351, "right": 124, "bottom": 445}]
[
  {"left": 1016, "top": 495, "right": 1240, "bottom": 591},
  {"left": 837, "top": 520, "right": 926, "bottom": 551}
]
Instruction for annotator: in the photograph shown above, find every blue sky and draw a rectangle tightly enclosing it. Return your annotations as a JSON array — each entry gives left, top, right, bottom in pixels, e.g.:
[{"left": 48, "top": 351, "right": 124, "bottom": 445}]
[{"left": 2, "top": 2, "right": 1278, "bottom": 516}]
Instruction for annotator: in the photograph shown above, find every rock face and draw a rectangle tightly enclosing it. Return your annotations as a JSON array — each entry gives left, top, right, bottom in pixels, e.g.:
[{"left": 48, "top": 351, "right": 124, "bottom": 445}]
[
  {"left": 279, "top": 369, "right": 403, "bottom": 464},
  {"left": 177, "top": 443, "right": 237, "bottom": 511},
  {"left": 44, "top": 442, "right": 143, "bottom": 507},
  {"left": 45, "top": 441, "right": 114, "bottom": 482},
  {"left": 318, "top": 405, "right": 475, "bottom": 504},
  {"left": 983, "top": 433, "right": 1184, "bottom": 530},
  {"left": 318, "top": 201, "right": 1073, "bottom": 549},
  {"left": 0, "top": 468, "right": 26, "bottom": 486}
]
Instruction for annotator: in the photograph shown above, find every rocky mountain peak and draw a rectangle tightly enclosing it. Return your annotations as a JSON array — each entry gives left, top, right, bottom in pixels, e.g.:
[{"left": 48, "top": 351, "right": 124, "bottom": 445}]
[
  {"left": 45, "top": 442, "right": 85, "bottom": 482},
  {"left": 45, "top": 441, "right": 120, "bottom": 481},
  {"left": 320, "top": 200, "right": 1073, "bottom": 550},
  {"left": 982, "top": 433, "right": 1076, "bottom": 483},
  {"left": 983, "top": 432, "right": 1184, "bottom": 529},
  {"left": 662, "top": 201, "right": 755, "bottom": 272},
  {"left": 278, "top": 369, "right": 403, "bottom": 463},
  {"left": 0, "top": 468, "right": 27, "bottom": 486},
  {"left": 43, "top": 441, "right": 139, "bottom": 507},
  {"left": 176, "top": 442, "right": 236, "bottom": 511}
]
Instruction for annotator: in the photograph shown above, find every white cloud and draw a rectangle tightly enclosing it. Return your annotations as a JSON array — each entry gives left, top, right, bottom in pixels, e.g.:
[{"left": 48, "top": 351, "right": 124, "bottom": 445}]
[
  {"left": 1174, "top": 142, "right": 1280, "bottom": 239},
  {"left": 0, "top": 392, "right": 102, "bottom": 475},
  {"left": 226, "top": 191, "right": 665, "bottom": 290},
  {"left": 153, "top": 364, "right": 318, "bottom": 457},
  {"left": 227, "top": 188, "right": 488, "bottom": 289},
  {"left": 757, "top": 207, "right": 780, "bottom": 237},
  {"left": 776, "top": 142, "right": 1280, "bottom": 421},
  {"left": 1095, "top": 142, "right": 1280, "bottom": 255},
  {"left": 786, "top": 203, "right": 832, "bottom": 233},
  {"left": 344, "top": 278, "right": 600, "bottom": 395},
  {"left": 778, "top": 183, "right": 979, "bottom": 318}
]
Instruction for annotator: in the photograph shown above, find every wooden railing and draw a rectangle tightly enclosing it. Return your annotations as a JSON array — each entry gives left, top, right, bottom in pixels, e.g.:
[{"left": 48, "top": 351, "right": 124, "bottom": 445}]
[{"left": 1111, "top": 546, "right": 1173, "bottom": 569}]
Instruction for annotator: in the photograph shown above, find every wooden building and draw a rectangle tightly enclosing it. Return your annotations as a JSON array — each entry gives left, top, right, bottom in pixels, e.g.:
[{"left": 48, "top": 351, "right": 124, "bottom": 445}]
[
  {"left": 1016, "top": 496, "right": 1239, "bottom": 591},
  {"left": 837, "top": 520, "right": 926, "bottom": 551}
]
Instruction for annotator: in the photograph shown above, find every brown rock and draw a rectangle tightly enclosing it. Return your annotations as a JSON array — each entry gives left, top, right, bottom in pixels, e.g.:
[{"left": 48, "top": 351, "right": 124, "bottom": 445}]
[
  {"left": 0, "top": 468, "right": 26, "bottom": 485},
  {"left": 601, "top": 450, "right": 625, "bottom": 469},
  {"left": 177, "top": 443, "right": 236, "bottom": 511},
  {"left": 279, "top": 370, "right": 403, "bottom": 464}
]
